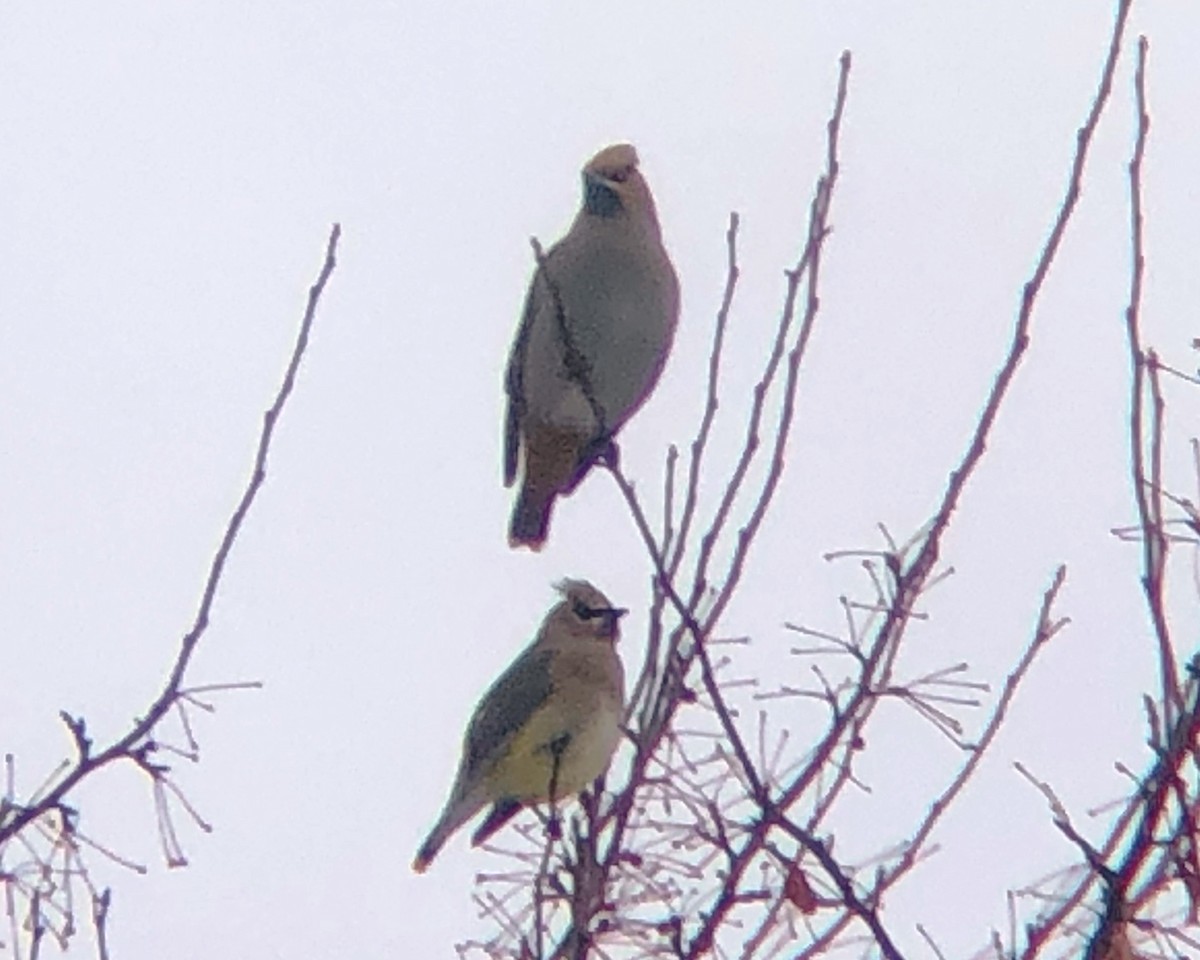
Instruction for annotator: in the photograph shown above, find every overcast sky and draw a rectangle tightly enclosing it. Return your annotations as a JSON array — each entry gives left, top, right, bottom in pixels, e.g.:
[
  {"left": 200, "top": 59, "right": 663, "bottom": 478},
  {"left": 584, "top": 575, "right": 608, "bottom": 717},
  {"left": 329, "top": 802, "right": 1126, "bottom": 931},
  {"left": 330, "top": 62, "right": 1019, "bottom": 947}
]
[{"left": 1, "top": 2, "right": 1198, "bottom": 958}]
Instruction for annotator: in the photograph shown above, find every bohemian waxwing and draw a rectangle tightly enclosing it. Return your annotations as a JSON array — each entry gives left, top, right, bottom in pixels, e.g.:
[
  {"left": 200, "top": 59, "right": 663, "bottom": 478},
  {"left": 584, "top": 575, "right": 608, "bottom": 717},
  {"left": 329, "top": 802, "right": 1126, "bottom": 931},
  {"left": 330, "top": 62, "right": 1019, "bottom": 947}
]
[{"left": 504, "top": 144, "right": 679, "bottom": 549}]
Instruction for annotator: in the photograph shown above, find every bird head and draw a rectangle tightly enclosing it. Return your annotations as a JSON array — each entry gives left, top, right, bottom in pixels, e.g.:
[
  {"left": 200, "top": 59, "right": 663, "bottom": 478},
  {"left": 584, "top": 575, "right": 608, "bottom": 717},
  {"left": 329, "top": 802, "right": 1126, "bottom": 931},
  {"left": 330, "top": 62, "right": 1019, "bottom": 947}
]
[
  {"left": 580, "top": 143, "right": 661, "bottom": 232},
  {"left": 550, "top": 578, "right": 627, "bottom": 642}
]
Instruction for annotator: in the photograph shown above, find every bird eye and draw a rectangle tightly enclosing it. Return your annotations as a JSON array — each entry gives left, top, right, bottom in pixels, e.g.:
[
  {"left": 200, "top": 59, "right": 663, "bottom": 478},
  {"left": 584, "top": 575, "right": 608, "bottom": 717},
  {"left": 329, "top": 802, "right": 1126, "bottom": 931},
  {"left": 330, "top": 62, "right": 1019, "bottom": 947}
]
[
  {"left": 573, "top": 599, "right": 597, "bottom": 620},
  {"left": 609, "top": 166, "right": 633, "bottom": 183}
]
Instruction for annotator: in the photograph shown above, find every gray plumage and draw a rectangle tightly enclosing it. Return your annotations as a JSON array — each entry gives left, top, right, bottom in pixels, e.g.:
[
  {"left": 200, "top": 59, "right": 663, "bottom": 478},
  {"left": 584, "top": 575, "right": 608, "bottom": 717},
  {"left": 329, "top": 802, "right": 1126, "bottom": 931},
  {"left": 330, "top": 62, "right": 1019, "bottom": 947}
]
[{"left": 504, "top": 143, "right": 679, "bottom": 549}]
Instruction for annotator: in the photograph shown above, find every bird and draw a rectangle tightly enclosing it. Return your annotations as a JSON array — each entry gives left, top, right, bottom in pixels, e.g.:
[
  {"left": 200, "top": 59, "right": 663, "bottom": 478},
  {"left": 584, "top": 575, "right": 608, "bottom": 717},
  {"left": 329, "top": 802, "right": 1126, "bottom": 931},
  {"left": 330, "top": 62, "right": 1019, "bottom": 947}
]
[
  {"left": 504, "top": 143, "right": 680, "bottom": 549},
  {"left": 412, "top": 579, "right": 627, "bottom": 874}
]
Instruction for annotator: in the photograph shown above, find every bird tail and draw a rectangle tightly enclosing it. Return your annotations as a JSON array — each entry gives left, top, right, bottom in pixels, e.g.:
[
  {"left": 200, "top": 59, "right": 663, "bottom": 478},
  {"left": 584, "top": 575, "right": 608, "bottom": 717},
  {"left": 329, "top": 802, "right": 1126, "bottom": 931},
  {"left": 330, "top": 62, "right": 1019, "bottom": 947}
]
[
  {"left": 509, "top": 482, "right": 555, "bottom": 550},
  {"left": 411, "top": 828, "right": 448, "bottom": 875},
  {"left": 412, "top": 792, "right": 480, "bottom": 874},
  {"left": 509, "top": 424, "right": 587, "bottom": 550}
]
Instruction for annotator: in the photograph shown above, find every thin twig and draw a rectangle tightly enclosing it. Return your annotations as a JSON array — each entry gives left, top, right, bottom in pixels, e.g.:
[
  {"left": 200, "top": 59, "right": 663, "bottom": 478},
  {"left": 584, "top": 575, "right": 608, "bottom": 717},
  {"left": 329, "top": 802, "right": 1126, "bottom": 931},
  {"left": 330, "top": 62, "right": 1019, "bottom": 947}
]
[{"left": 1120, "top": 37, "right": 1180, "bottom": 724}]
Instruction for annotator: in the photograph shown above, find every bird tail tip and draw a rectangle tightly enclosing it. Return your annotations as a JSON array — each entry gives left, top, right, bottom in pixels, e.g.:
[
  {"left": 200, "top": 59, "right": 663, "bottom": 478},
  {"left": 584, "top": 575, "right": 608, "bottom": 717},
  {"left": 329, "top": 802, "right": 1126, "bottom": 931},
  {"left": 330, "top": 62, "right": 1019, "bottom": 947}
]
[
  {"left": 509, "top": 489, "right": 553, "bottom": 550},
  {"left": 411, "top": 839, "right": 439, "bottom": 874},
  {"left": 412, "top": 818, "right": 453, "bottom": 873}
]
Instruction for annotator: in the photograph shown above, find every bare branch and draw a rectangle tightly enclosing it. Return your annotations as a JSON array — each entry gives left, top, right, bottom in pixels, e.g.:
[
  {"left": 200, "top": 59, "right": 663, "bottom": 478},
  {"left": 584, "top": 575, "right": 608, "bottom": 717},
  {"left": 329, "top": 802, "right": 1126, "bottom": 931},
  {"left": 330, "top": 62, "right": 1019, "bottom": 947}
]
[{"left": 0, "top": 225, "right": 342, "bottom": 952}]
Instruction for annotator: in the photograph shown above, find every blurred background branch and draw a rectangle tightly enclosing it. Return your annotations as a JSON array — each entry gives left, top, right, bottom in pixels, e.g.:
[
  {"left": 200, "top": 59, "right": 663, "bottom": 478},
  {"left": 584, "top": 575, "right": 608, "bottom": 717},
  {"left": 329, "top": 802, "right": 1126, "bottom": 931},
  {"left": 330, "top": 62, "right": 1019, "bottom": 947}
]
[{"left": 0, "top": 225, "right": 340, "bottom": 958}]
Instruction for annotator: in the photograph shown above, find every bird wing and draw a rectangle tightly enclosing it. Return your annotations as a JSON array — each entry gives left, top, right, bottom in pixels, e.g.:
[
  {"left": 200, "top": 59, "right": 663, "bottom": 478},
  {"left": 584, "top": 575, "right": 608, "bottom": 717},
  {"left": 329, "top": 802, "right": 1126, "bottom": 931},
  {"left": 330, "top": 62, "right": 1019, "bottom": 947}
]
[
  {"left": 503, "top": 278, "right": 540, "bottom": 487},
  {"left": 465, "top": 646, "right": 555, "bottom": 783}
]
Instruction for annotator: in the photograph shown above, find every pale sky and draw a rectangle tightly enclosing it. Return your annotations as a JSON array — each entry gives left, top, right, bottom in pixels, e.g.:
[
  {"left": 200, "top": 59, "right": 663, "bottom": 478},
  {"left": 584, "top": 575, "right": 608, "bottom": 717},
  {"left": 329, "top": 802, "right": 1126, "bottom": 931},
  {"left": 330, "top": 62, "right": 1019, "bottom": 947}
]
[{"left": 1, "top": 2, "right": 1198, "bottom": 958}]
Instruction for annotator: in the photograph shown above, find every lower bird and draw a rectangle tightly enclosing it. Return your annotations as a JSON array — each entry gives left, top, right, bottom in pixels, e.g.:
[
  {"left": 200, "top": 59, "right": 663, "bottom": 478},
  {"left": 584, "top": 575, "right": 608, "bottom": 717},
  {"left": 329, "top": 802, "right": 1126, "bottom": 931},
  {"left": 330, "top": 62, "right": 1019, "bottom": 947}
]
[{"left": 412, "top": 579, "right": 627, "bottom": 873}]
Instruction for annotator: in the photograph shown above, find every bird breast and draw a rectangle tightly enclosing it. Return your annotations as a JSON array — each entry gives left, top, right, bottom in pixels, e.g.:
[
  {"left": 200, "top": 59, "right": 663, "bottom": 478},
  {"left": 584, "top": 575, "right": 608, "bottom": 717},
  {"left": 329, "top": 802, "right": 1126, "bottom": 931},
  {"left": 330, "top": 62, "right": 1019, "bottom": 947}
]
[
  {"left": 489, "top": 649, "right": 624, "bottom": 802},
  {"left": 522, "top": 225, "right": 678, "bottom": 436}
]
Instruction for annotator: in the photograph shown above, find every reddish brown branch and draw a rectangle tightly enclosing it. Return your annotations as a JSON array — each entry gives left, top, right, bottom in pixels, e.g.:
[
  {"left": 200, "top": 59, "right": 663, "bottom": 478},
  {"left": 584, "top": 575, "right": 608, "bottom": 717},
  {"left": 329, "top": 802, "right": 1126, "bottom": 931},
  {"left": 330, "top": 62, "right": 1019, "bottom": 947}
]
[
  {"left": 1120, "top": 37, "right": 1181, "bottom": 723},
  {"left": 905, "top": 0, "right": 1134, "bottom": 592},
  {"left": 769, "top": 816, "right": 904, "bottom": 960},
  {"left": 1016, "top": 26, "right": 1200, "bottom": 960},
  {"left": 686, "top": 52, "right": 849, "bottom": 623},
  {"left": 775, "top": 0, "right": 1134, "bottom": 843},
  {"left": 890, "top": 567, "right": 1070, "bottom": 880},
  {"left": 1082, "top": 671, "right": 1200, "bottom": 959},
  {"left": 667, "top": 212, "right": 741, "bottom": 579}
]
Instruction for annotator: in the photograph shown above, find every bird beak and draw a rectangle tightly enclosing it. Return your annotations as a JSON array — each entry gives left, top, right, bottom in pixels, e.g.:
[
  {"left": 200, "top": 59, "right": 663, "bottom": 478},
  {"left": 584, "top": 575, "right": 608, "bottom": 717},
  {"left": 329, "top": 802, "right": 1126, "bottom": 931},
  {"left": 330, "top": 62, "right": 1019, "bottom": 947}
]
[{"left": 602, "top": 607, "right": 627, "bottom": 638}]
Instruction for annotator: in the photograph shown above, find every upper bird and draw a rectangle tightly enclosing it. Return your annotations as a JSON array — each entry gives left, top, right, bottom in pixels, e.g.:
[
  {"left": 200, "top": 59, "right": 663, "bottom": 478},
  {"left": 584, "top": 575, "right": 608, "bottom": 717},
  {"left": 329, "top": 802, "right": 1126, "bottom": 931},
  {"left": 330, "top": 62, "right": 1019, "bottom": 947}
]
[
  {"left": 411, "top": 579, "right": 627, "bottom": 874},
  {"left": 504, "top": 143, "right": 679, "bottom": 549}
]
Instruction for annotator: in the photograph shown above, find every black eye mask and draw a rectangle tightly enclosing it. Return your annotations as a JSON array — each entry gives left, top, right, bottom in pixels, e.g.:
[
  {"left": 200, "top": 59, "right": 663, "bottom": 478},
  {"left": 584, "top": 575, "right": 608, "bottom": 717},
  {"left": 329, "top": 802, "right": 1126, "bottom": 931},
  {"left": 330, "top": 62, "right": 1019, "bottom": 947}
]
[
  {"left": 573, "top": 600, "right": 628, "bottom": 622},
  {"left": 584, "top": 177, "right": 624, "bottom": 217}
]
